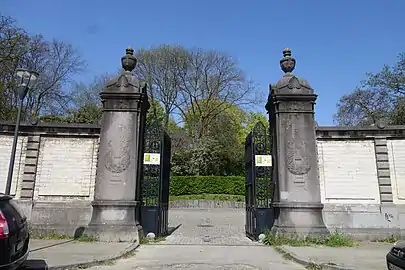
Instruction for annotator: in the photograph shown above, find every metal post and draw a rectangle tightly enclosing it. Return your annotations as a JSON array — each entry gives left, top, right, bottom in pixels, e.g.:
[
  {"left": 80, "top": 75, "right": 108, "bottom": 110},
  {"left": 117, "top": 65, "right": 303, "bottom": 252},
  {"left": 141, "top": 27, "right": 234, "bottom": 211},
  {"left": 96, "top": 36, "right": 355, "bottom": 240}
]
[{"left": 5, "top": 98, "right": 24, "bottom": 195}]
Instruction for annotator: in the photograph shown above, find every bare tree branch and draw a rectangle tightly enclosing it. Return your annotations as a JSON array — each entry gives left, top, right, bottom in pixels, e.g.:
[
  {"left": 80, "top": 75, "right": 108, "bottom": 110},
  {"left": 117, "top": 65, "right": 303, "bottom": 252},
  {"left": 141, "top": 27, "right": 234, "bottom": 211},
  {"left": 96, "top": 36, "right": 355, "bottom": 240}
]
[
  {"left": 0, "top": 14, "right": 86, "bottom": 121},
  {"left": 334, "top": 53, "right": 405, "bottom": 126}
]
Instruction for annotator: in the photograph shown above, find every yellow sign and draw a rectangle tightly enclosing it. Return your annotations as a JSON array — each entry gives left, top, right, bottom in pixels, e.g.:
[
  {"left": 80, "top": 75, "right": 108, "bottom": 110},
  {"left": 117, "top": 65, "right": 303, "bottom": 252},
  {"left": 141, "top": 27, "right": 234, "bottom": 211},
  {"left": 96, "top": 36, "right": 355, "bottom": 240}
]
[
  {"left": 255, "top": 155, "right": 272, "bottom": 167},
  {"left": 144, "top": 153, "right": 160, "bottom": 165}
]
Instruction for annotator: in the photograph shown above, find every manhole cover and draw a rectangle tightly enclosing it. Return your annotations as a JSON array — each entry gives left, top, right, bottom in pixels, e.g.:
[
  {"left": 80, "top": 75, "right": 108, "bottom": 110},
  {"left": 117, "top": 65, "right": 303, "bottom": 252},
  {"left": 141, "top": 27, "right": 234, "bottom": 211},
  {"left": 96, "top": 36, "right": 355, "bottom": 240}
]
[{"left": 197, "top": 224, "right": 214, "bottom": 228}]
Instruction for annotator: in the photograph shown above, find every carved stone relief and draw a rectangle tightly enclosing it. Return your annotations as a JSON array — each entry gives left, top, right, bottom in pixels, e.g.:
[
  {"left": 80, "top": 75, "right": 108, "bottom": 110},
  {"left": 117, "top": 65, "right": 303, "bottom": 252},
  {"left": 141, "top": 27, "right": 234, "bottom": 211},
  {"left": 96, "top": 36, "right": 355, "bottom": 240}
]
[
  {"left": 104, "top": 116, "right": 132, "bottom": 177},
  {"left": 285, "top": 114, "right": 311, "bottom": 175},
  {"left": 279, "top": 101, "right": 308, "bottom": 112},
  {"left": 115, "top": 100, "right": 130, "bottom": 110},
  {"left": 288, "top": 101, "right": 304, "bottom": 111},
  {"left": 115, "top": 74, "right": 130, "bottom": 88},
  {"left": 287, "top": 76, "right": 301, "bottom": 89}
]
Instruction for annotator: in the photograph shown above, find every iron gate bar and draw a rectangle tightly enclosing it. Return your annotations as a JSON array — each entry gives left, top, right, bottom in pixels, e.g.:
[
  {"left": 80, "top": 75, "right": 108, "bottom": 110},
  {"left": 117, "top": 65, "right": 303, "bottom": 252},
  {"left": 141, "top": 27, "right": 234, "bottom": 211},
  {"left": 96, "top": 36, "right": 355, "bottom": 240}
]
[
  {"left": 245, "top": 132, "right": 254, "bottom": 240},
  {"left": 245, "top": 122, "right": 274, "bottom": 241},
  {"left": 140, "top": 122, "right": 171, "bottom": 237}
]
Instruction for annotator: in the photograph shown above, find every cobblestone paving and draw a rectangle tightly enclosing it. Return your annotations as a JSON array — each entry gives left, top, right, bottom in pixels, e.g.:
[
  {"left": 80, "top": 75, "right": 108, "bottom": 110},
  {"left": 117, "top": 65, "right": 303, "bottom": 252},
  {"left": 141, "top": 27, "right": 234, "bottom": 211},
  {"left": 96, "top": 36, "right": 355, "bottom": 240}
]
[
  {"left": 86, "top": 209, "right": 305, "bottom": 269},
  {"left": 158, "top": 208, "right": 260, "bottom": 246}
]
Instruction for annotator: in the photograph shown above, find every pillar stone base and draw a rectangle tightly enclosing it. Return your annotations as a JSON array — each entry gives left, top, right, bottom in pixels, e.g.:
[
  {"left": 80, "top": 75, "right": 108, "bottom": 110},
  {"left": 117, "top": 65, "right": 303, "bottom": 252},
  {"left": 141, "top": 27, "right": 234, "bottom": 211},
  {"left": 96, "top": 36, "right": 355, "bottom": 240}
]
[
  {"left": 271, "top": 202, "right": 329, "bottom": 238},
  {"left": 84, "top": 200, "right": 143, "bottom": 242}
]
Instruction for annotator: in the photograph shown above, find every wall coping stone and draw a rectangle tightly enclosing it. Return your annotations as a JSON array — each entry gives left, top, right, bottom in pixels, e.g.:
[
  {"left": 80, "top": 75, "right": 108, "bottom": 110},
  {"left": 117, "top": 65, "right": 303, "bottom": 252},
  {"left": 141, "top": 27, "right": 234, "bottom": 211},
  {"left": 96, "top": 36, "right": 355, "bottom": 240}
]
[
  {"left": 0, "top": 121, "right": 100, "bottom": 137},
  {"left": 2, "top": 121, "right": 405, "bottom": 139},
  {"left": 316, "top": 125, "right": 405, "bottom": 139}
]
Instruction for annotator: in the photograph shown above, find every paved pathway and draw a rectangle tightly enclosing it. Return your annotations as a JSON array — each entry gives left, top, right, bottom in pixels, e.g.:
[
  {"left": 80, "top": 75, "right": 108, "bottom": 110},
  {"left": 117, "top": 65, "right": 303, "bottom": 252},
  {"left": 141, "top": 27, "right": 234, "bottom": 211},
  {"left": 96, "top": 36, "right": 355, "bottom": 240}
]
[
  {"left": 88, "top": 245, "right": 305, "bottom": 269},
  {"left": 26, "top": 239, "right": 133, "bottom": 268},
  {"left": 87, "top": 208, "right": 305, "bottom": 269},
  {"left": 282, "top": 242, "right": 392, "bottom": 269},
  {"left": 159, "top": 208, "right": 260, "bottom": 246}
]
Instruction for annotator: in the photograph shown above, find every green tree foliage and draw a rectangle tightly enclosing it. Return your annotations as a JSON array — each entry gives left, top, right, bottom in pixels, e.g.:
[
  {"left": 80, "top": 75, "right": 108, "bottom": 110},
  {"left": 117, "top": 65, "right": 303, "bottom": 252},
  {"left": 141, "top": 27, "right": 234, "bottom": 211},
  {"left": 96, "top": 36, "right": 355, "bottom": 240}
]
[
  {"left": 242, "top": 111, "right": 269, "bottom": 139},
  {"left": 0, "top": 25, "right": 266, "bottom": 177},
  {"left": 135, "top": 45, "right": 258, "bottom": 133},
  {"left": 335, "top": 53, "right": 405, "bottom": 126},
  {"left": 132, "top": 45, "right": 263, "bottom": 176},
  {"left": 147, "top": 98, "right": 166, "bottom": 125},
  {"left": 171, "top": 101, "right": 267, "bottom": 176}
]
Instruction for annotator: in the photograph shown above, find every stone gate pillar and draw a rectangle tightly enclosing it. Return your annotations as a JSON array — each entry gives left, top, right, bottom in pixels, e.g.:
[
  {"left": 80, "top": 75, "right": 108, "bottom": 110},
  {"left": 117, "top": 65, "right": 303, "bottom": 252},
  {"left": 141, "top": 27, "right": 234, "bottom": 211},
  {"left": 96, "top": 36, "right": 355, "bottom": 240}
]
[
  {"left": 85, "top": 47, "right": 149, "bottom": 242},
  {"left": 265, "top": 48, "right": 328, "bottom": 237}
]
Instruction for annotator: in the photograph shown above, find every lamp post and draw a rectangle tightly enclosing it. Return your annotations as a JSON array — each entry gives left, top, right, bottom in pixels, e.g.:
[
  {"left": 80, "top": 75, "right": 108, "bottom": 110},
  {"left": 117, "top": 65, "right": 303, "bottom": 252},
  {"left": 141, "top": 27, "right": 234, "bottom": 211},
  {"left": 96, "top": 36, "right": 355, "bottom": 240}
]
[{"left": 5, "top": 68, "right": 39, "bottom": 195}]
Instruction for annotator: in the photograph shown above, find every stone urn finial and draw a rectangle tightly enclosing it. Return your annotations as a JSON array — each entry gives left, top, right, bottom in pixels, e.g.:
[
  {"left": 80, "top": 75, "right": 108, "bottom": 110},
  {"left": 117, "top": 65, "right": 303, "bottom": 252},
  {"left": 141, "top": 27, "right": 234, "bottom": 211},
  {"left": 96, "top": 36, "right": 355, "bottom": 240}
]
[
  {"left": 121, "top": 47, "right": 137, "bottom": 72},
  {"left": 280, "top": 48, "right": 296, "bottom": 74}
]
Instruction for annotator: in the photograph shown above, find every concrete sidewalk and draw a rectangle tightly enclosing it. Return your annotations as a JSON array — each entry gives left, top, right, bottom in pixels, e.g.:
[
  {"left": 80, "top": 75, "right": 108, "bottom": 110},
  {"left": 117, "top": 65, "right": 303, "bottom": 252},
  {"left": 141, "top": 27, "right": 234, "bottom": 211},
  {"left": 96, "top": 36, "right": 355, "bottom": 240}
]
[
  {"left": 24, "top": 239, "right": 138, "bottom": 269},
  {"left": 280, "top": 242, "right": 393, "bottom": 270},
  {"left": 85, "top": 244, "right": 306, "bottom": 270}
]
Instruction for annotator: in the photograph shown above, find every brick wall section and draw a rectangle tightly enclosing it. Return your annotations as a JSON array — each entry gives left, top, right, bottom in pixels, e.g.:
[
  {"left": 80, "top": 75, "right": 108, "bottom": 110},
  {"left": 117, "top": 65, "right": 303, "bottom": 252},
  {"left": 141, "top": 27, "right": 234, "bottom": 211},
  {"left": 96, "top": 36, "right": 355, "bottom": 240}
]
[
  {"left": 0, "top": 122, "right": 100, "bottom": 200},
  {"left": 20, "top": 136, "right": 40, "bottom": 199},
  {"left": 0, "top": 135, "right": 27, "bottom": 196},
  {"left": 374, "top": 137, "right": 394, "bottom": 203},
  {"left": 34, "top": 136, "right": 98, "bottom": 199},
  {"left": 317, "top": 139, "right": 380, "bottom": 204},
  {"left": 317, "top": 126, "right": 405, "bottom": 204}
]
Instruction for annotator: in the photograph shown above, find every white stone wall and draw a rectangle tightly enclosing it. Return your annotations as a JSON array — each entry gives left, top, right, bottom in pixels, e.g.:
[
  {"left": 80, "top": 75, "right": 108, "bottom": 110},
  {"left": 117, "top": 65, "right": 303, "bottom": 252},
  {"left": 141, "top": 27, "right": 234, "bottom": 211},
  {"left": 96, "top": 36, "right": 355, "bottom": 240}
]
[
  {"left": 34, "top": 137, "right": 98, "bottom": 201},
  {"left": 317, "top": 140, "right": 381, "bottom": 204},
  {"left": 388, "top": 139, "right": 405, "bottom": 204},
  {"left": 1, "top": 130, "right": 405, "bottom": 209},
  {"left": 0, "top": 135, "right": 27, "bottom": 196}
]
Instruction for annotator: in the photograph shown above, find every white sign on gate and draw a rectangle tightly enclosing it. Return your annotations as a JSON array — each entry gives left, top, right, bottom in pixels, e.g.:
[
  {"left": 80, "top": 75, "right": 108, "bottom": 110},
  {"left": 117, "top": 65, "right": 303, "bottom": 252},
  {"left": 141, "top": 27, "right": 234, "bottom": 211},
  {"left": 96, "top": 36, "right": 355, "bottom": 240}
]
[
  {"left": 144, "top": 153, "right": 161, "bottom": 165},
  {"left": 255, "top": 155, "right": 272, "bottom": 167}
]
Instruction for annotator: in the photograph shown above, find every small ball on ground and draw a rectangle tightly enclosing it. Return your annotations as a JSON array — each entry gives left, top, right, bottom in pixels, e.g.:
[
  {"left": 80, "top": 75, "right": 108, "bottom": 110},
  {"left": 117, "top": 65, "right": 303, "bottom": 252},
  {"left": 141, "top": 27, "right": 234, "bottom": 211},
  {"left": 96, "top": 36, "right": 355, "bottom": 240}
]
[
  {"left": 258, "top": 233, "right": 266, "bottom": 242},
  {"left": 146, "top": 232, "right": 156, "bottom": 239}
]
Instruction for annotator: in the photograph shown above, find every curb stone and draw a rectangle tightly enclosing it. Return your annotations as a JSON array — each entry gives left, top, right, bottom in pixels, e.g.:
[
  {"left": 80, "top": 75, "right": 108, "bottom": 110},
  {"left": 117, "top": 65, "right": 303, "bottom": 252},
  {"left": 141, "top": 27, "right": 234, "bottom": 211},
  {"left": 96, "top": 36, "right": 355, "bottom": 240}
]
[
  {"left": 276, "top": 246, "right": 355, "bottom": 270},
  {"left": 48, "top": 242, "right": 140, "bottom": 270}
]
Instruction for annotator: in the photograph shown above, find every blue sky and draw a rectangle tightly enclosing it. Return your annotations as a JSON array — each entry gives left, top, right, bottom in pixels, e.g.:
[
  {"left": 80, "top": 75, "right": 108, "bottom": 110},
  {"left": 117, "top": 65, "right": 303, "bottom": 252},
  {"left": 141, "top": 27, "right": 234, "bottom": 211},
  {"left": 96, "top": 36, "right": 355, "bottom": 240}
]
[{"left": 2, "top": 0, "right": 405, "bottom": 125}]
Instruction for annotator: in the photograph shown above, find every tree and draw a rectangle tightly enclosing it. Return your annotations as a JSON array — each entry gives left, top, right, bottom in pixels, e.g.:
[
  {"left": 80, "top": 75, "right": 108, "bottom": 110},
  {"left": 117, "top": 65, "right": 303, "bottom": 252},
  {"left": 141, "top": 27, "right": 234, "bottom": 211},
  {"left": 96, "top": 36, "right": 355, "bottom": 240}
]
[
  {"left": 242, "top": 111, "right": 269, "bottom": 141},
  {"left": 391, "top": 96, "right": 405, "bottom": 125},
  {"left": 0, "top": 14, "right": 86, "bottom": 122},
  {"left": 134, "top": 45, "right": 257, "bottom": 139},
  {"left": 175, "top": 48, "right": 256, "bottom": 143},
  {"left": 171, "top": 101, "right": 247, "bottom": 176},
  {"left": 334, "top": 53, "right": 405, "bottom": 126},
  {"left": 71, "top": 73, "right": 113, "bottom": 109},
  {"left": 135, "top": 45, "right": 188, "bottom": 129},
  {"left": 40, "top": 74, "right": 176, "bottom": 126},
  {"left": 38, "top": 73, "right": 111, "bottom": 124},
  {"left": 146, "top": 99, "right": 166, "bottom": 125}
]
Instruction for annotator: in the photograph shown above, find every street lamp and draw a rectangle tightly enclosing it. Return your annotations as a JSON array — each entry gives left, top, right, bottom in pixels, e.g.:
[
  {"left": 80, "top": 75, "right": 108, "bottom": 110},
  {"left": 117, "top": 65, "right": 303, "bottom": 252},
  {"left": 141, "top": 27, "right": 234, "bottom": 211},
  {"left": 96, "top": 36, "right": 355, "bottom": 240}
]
[{"left": 5, "top": 68, "right": 39, "bottom": 195}]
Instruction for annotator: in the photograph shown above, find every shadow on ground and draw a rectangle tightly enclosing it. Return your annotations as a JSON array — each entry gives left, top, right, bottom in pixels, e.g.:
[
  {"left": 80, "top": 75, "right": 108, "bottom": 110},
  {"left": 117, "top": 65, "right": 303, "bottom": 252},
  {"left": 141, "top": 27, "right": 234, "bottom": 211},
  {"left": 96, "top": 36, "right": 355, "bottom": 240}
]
[
  {"left": 167, "top": 224, "right": 181, "bottom": 236},
  {"left": 29, "top": 239, "right": 74, "bottom": 252},
  {"left": 19, "top": 259, "right": 48, "bottom": 269},
  {"left": 31, "top": 226, "right": 88, "bottom": 252}
]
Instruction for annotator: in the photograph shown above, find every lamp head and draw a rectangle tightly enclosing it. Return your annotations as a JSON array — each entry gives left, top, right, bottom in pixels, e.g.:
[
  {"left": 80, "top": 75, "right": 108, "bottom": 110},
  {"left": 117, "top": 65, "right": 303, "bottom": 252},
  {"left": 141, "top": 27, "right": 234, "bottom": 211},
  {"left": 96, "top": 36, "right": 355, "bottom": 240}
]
[{"left": 14, "top": 68, "right": 39, "bottom": 100}]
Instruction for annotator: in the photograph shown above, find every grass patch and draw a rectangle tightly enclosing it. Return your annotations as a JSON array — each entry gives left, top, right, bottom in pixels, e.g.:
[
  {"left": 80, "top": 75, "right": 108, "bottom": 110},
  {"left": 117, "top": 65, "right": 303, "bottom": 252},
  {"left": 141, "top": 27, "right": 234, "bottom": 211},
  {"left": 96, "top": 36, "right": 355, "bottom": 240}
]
[
  {"left": 273, "top": 246, "right": 322, "bottom": 270},
  {"left": 372, "top": 235, "right": 399, "bottom": 243},
  {"left": 69, "top": 248, "right": 138, "bottom": 269},
  {"left": 169, "top": 194, "right": 245, "bottom": 202},
  {"left": 29, "top": 229, "right": 98, "bottom": 242},
  {"left": 140, "top": 236, "right": 166, "bottom": 244},
  {"left": 263, "top": 232, "right": 358, "bottom": 247},
  {"left": 30, "top": 231, "right": 71, "bottom": 240},
  {"left": 121, "top": 249, "right": 137, "bottom": 259}
]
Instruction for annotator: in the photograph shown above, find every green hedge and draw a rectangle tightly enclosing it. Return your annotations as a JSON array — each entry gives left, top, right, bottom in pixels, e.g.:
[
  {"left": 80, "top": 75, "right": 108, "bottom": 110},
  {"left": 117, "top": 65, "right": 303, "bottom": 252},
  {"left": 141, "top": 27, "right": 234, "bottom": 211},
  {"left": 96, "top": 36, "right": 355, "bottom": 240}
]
[{"left": 170, "top": 176, "right": 245, "bottom": 196}]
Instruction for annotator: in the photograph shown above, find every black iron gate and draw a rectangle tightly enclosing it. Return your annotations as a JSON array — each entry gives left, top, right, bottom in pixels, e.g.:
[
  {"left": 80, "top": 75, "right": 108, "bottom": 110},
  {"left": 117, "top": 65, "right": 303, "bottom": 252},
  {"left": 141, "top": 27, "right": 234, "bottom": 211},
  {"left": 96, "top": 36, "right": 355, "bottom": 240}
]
[
  {"left": 140, "top": 123, "right": 171, "bottom": 237},
  {"left": 245, "top": 121, "right": 274, "bottom": 240}
]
